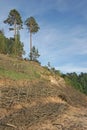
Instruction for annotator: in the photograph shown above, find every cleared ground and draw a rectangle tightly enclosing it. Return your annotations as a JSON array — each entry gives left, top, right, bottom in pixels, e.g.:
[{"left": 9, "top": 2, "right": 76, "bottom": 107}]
[{"left": 0, "top": 54, "right": 87, "bottom": 130}]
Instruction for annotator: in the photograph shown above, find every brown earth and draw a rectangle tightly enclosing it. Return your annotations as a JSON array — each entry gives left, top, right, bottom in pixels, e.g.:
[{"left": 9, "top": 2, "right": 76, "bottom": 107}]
[
  {"left": 0, "top": 54, "right": 87, "bottom": 130},
  {"left": 0, "top": 78, "right": 87, "bottom": 130}
]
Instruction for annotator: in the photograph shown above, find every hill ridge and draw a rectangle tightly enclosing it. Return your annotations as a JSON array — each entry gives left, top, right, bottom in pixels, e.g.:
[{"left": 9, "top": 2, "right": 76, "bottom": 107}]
[{"left": 0, "top": 54, "right": 87, "bottom": 130}]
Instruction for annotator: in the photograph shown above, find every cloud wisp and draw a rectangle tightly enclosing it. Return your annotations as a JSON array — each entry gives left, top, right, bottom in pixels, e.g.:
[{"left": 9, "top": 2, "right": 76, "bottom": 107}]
[
  {"left": 0, "top": 0, "right": 87, "bottom": 73},
  {"left": 57, "top": 63, "right": 87, "bottom": 74}
]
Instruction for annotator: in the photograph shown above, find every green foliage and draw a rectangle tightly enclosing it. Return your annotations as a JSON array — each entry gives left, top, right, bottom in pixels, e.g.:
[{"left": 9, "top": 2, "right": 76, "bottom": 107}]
[
  {"left": 0, "top": 30, "right": 25, "bottom": 57},
  {"left": 2, "top": 9, "right": 24, "bottom": 57},
  {"left": 62, "top": 72, "right": 87, "bottom": 95},
  {"left": 25, "top": 16, "right": 40, "bottom": 56},
  {"left": 29, "top": 46, "right": 40, "bottom": 61},
  {"left": 4, "top": 9, "right": 23, "bottom": 26},
  {"left": 10, "top": 32, "right": 25, "bottom": 57},
  {"left": 1, "top": 10, "right": 40, "bottom": 60},
  {"left": 25, "top": 16, "right": 40, "bottom": 33},
  {"left": 4, "top": 9, "right": 23, "bottom": 41},
  {"left": 0, "top": 32, "right": 6, "bottom": 54},
  {"left": 0, "top": 67, "right": 32, "bottom": 80}
]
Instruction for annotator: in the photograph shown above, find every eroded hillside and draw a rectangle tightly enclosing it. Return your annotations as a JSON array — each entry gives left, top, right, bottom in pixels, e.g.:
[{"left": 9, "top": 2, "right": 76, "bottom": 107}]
[{"left": 0, "top": 54, "right": 87, "bottom": 130}]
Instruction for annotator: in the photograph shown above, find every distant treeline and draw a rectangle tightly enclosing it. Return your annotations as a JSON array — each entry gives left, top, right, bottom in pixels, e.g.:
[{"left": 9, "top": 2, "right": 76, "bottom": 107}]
[{"left": 62, "top": 72, "right": 87, "bottom": 95}]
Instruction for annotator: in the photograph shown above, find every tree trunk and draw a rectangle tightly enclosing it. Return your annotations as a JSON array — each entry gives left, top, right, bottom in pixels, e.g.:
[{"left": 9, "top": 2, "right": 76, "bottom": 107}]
[
  {"left": 14, "top": 19, "right": 17, "bottom": 42},
  {"left": 14, "top": 19, "right": 17, "bottom": 56},
  {"left": 30, "top": 31, "right": 32, "bottom": 52},
  {"left": 30, "top": 31, "right": 32, "bottom": 60}
]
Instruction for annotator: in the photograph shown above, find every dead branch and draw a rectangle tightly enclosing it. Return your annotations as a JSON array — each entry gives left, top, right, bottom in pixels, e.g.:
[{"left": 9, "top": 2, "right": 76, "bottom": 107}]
[{"left": 0, "top": 122, "right": 17, "bottom": 129}]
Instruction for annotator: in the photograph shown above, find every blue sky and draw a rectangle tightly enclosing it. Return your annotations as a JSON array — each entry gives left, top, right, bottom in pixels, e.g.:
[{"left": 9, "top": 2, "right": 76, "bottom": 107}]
[{"left": 0, "top": 0, "right": 87, "bottom": 73}]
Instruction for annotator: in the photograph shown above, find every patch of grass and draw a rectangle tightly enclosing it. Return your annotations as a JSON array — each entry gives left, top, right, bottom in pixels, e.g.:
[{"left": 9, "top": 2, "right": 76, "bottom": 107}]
[{"left": 0, "top": 67, "right": 40, "bottom": 80}]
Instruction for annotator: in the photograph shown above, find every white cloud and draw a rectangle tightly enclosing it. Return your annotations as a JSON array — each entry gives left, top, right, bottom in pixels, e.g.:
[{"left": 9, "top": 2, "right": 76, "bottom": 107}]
[
  {"left": 56, "top": 63, "right": 87, "bottom": 73},
  {"left": 32, "top": 24, "right": 87, "bottom": 57},
  {"left": 0, "top": 0, "right": 87, "bottom": 73}
]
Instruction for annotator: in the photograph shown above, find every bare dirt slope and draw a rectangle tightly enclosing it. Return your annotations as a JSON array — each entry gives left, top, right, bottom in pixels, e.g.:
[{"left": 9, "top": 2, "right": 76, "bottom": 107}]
[{"left": 0, "top": 54, "right": 87, "bottom": 130}]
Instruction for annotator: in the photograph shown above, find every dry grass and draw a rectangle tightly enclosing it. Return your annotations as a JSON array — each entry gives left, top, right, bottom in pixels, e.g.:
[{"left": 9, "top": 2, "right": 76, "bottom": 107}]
[{"left": 0, "top": 54, "right": 87, "bottom": 130}]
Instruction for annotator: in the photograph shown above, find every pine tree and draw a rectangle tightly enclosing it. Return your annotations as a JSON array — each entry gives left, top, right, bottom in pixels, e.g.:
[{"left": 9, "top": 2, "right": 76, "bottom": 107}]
[
  {"left": 0, "top": 30, "right": 6, "bottom": 54},
  {"left": 29, "top": 46, "right": 40, "bottom": 61},
  {"left": 4, "top": 9, "right": 23, "bottom": 42},
  {"left": 25, "top": 17, "right": 40, "bottom": 59}
]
